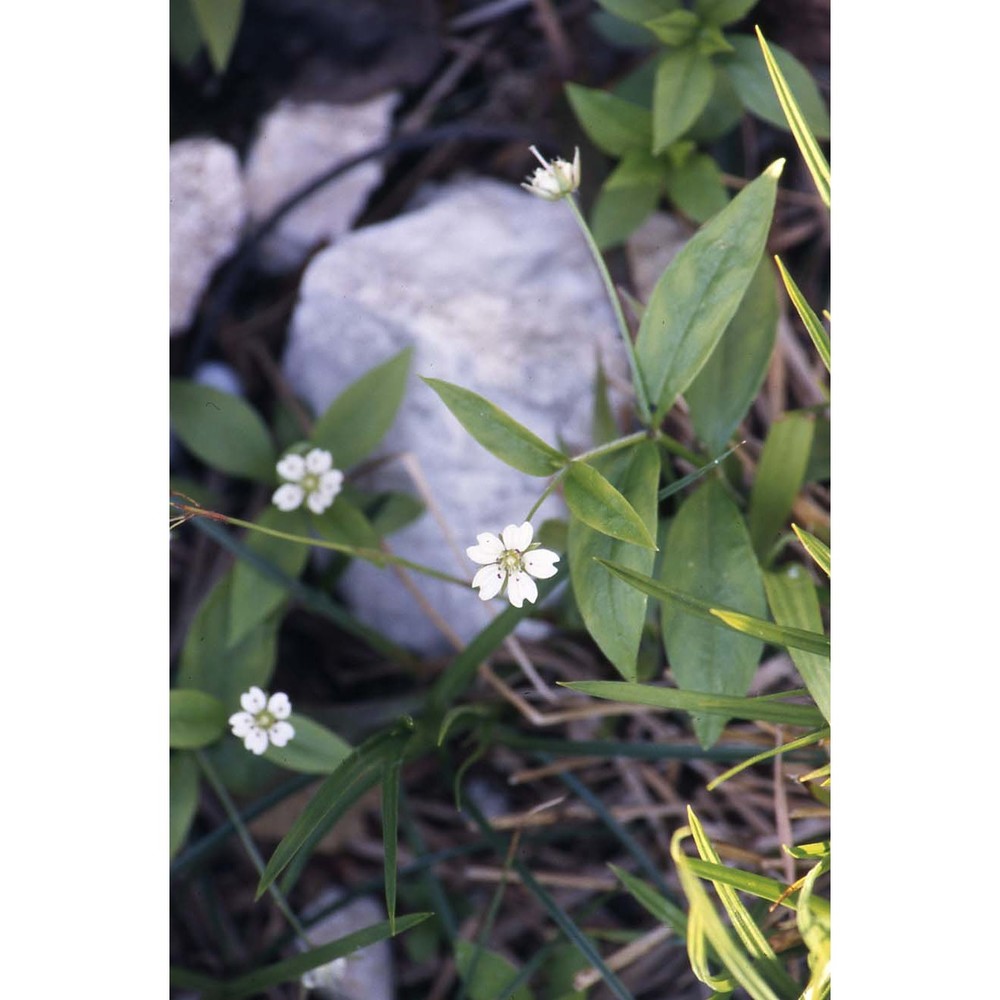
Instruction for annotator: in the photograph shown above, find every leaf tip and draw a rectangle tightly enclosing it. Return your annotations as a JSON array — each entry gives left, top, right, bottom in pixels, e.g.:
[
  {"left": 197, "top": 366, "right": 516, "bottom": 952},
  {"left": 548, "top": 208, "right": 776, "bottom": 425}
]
[{"left": 765, "top": 158, "right": 786, "bottom": 180}]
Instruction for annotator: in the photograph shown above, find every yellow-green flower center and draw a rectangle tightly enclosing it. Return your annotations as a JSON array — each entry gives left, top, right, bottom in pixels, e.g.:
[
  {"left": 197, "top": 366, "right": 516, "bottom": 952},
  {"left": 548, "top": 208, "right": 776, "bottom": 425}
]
[
  {"left": 301, "top": 473, "right": 320, "bottom": 494},
  {"left": 256, "top": 709, "right": 276, "bottom": 729},
  {"left": 500, "top": 549, "right": 524, "bottom": 574}
]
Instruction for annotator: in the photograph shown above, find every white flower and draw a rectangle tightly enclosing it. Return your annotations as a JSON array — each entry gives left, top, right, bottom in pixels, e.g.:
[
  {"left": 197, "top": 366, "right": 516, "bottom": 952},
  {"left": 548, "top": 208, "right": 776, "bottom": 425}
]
[
  {"left": 521, "top": 145, "right": 581, "bottom": 201},
  {"left": 467, "top": 521, "right": 560, "bottom": 608},
  {"left": 272, "top": 447, "right": 344, "bottom": 514},
  {"left": 229, "top": 686, "right": 295, "bottom": 755}
]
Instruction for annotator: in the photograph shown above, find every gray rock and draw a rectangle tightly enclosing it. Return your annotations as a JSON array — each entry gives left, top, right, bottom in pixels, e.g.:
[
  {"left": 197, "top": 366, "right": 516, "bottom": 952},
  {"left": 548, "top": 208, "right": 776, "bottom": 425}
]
[
  {"left": 170, "top": 139, "right": 247, "bottom": 335},
  {"left": 283, "top": 178, "right": 630, "bottom": 653},
  {"left": 244, "top": 94, "right": 398, "bottom": 272}
]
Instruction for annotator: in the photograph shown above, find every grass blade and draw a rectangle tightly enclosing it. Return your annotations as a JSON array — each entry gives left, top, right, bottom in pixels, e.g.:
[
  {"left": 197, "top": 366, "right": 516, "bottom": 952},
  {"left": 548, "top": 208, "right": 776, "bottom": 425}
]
[
  {"left": 775, "top": 256, "right": 830, "bottom": 372},
  {"left": 792, "top": 523, "right": 830, "bottom": 577}
]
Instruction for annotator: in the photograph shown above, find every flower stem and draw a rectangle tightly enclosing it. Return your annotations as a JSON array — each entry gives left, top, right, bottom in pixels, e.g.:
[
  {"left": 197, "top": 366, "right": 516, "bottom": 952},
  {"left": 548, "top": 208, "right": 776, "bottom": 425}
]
[
  {"left": 195, "top": 749, "right": 315, "bottom": 948},
  {"left": 564, "top": 194, "right": 653, "bottom": 424}
]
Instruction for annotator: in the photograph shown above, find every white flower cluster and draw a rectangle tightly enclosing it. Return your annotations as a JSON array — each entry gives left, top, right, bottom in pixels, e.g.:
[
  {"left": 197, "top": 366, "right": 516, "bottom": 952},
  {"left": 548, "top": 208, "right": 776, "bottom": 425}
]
[
  {"left": 467, "top": 521, "right": 559, "bottom": 608},
  {"left": 229, "top": 686, "right": 295, "bottom": 755},
  {"left": 521, "top": 145, "right": 581, "bottom": 201},
  {"left": 272, "top": 447, "right": 343, "bottom": 514}
]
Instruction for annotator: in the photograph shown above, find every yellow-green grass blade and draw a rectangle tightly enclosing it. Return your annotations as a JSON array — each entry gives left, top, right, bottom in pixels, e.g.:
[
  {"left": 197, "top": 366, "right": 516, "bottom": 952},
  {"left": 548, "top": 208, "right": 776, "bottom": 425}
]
[
  {"left": 706, "top": 727, "right": 829, "bottom": 790},
  {"left": 792, "top": 524, "right": 830, "bottom": 577},
  {"left": 775, "top": 256, "right": 830, "bottom": 372}
]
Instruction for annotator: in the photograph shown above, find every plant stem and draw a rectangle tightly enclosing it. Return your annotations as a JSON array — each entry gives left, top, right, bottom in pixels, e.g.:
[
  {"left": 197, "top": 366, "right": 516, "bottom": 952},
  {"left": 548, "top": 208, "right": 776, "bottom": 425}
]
[
  {"left": 195, "top": 750, "right": 315, "bottom": 948},
  {"left": 564, "top": 194, "right": 652, "bottom": 424}
]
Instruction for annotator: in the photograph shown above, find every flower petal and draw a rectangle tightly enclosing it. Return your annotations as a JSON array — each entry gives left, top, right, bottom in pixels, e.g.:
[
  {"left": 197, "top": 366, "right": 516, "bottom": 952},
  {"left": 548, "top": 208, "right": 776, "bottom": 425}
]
[
  {"left": 268, "top": 721, "right": 295, "bottom": 747},
  {"left": 466, "top": 533, "right": 504, "bottom": 564},
  {"left": 506, "top": 571, "right": 537, "bottom": 608},
  {"left": 523, "top": 548, "right": 560, "bottom": 579},
  {"left": 229, "top": 712, "right": 254, "bottom": 736},
  {"left": 241, "top": 686, "right": 267, "bottom": 713},
  {"left": 244, "top": 727, "right": 269, "bottom": 755},
  {"left": 305, "top": 448, "right": 333, "bottom": 474},
  {"left": 306, "top": 490, "right": 331, "bottom": 515},
  {"left": 273, "top": 483, "right": 305, "bottom": 511},
  {"left": 318, "top": 470, "right": 344, "bottom": 496},
  {"left": 267, "top": 692, "right": 292, "bottom": 719},
  {"left": 472, "top": 564, "right": 506, "bottom": 600},
  {"left": 276, "top": 454, "right": 305, "bottom": 481},
  {"left": 501, "top": 522, "right": 533, "bottom": 552}
]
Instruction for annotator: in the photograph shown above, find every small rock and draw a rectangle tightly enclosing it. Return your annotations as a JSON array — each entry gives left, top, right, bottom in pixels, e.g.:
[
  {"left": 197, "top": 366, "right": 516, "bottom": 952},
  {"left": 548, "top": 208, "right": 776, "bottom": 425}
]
[
  {"left": 170, "top": 139, "right": 247, "bottom": 335},
  {"left": 244, "top": 94, "right": 398, "bottom": 272},
  {"left": 625, "top": 211, "right": 689, "bottom": 305},
  {"left": 283, "top": 177, "right": 630, "bottom": 653},
  {"left": 192, "top": 360, "right": 245, "bottom": 397}
]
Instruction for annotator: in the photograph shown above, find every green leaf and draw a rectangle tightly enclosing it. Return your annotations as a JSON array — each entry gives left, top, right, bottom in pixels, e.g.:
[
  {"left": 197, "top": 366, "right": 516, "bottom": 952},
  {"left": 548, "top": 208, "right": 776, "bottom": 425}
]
[
  {"left": 748, "top": 411, "right": 815, "bottom": 563},
  {"left": 685, "top": 257, "right": 778, "bottom": 453},
  {"left": 659, "top": 479, "right": 766, "bottom": 746},
  {"left": 694, "top": 0, "right": 757, "bottom": 27},
  {"left": 694, "top": 23, "right": 733, "bottom": 56},
  {"left": 652, "top": 47, "right": 716, "bottom": 152},
  {"left": 455, "top": 940, "right": 535, "bottom": 1000},
  {"left": 644, "top": 9, "right": 699, "bottom": 46},
  {"left": 366, "top": 492, "right": 425, "bottom": 536},
  {"left": 796, "top": 862, "right": 831, "bottom": 998},
  {"left": 569, "top": 443, "right": 660, "bottom": 681},
  {"left": 775, "top": 256, "right": 830, "bottom": 370},
  {"left": 228, "top": 505, "right": 310, "bottom": 647},
  {"left": 597, "top": 556, "right": 829, "bottom": 656},
  {"left": 792, "top": 524, "right": 830, "bottom": 577},
  {"left": 756, "top": 27, "right": 831, "bottom": 206},
  {"left": 382, "top": 758, "right": 402, "bottom": 934},
  {"left": 763, "top": 568, "right": 830, "bottom": 722},
  {"left": 312, "top": 347, "right": 412, "bottom": 471},
  {"left": 610, "top": 865, "right": 687, "bottom": 932},
  {"left": 686, "top": 67, "right": 744, "bottom": 142},
  {"left": 170, "top": 379, "right": 275, "bottom": 481},
  {"left": 169, "top": 752, "right": 200, "bottom": 859},
  {"left": 593, "top": 362, "right": 619, "bottom": 446},
  {"left": 591, "top": 150, "right": 664, "bottom": 250},
  {"left": 564, "top": 84, "right": 653, "bottom": 156},
  {"left": 635, "top": 159, "right": 781, "bottom": 415},
  {"left": 565, "top": 680, "right": 825, "bottom": 728},
  {"left": 170, "top": 0, "right": 205, "bottom": 65},
  {"left": 170, "top": 689, "right": 228, "bottom": 749},
  {"left": 421, "top": 377, "right": 566, "bottom": 476},
  {"left": 721, "top": 34, "right": 830, "bottom": 139},
  {"left": 707, "top": 726, "right": 829, "bottom": 789},
  {"left": 264, "top": 714, "right": 353, "bottom": 774},
  {"left": 565, "top": 460, "right": 657, "bottom": 550},
  {"left": 189, "top": 0, "right": 244, "bottom": 74},
  {"left": 594, "top": 0, "right": 682, "bottom": 26},
  {"left": 257, "top": 724, "right": 414, "bottom": 898},
  {"left": 222, "top": 913, "right": 431, "bottom": 998},
  {"left": 311, "top": 495, "right": 382, "bottom": 550},
  {"left": 804, "top": 417, "right": 829, "bottom": 483},
  {"left": 662, "top": 151, "right": 730, "bottom": 224}
]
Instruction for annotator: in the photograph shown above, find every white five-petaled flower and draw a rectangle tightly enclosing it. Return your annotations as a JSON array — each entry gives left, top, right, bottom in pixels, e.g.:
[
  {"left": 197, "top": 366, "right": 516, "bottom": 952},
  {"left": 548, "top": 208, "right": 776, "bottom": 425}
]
[
  {"left": 229, "top": 686, "right": 295, "bottom": 756},
  {"left": 467, "top": 521, "right": 560, "bottom": 608},
  {"left": 272, "top": 447, "right": 344, "bottom": 514},
  {"left": 521, "top": 145, "right": 581, "bottom": 201}
]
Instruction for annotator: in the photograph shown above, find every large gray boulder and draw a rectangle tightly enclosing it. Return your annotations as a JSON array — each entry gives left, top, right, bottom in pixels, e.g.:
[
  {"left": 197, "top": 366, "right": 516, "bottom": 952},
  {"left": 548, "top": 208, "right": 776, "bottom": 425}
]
[{"left": 283, "top": 177, "right": 632, "bottom": 653}]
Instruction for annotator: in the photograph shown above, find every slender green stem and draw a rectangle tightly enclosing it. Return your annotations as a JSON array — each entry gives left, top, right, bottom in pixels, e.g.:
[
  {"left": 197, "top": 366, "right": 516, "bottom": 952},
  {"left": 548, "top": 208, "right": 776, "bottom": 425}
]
[
  {"left": 656, "top": 433, "right": 705, "bottom": 467},
  {"left": 524, "top": 467, "right": 568, "bottom": 524},
  {"left": 195, "top": 750, "right": 315, "bottom": 948},
  {"left": 564, "top": 194, "right": 652, "bottom": 424}
]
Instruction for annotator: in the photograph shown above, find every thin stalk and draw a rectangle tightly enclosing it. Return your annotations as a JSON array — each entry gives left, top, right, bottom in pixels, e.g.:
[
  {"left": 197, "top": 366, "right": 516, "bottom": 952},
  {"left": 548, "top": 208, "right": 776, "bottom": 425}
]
[
  {"left": 195, "top": 750, "right": 314, "bottom": 948},
  {"left": 564, "top": 195, "right": 652, "bottom": 424}
]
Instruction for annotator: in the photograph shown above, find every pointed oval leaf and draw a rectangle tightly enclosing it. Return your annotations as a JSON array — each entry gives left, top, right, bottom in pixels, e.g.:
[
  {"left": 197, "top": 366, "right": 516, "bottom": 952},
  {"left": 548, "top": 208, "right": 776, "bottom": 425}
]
[
  {"left": 652, "top": 47, "right": 716, "bottom": 152},
  {"left": 454, "top": 940, "right": 536, "bottom": 1000},
  {"left": 569, "top": 443, "right": 660, "bottom": 681},
  {"left": 564, "top": 83, "right": 653, "bottom": 156},
  {"left": 189, "top": 0, "right": 244, "bottom": 73},
  {"left": 694, "top": 0, "right": 757, "bottom": 26},
  {"left": 169, "top": 752, "right": 200, "bottom": 859},
  {"left": 645, "top": 10, "right": 699, "bottom": 46},
  {"left": 595, "top": 0, "right": 683, "bottom": 26},
  {"left": 721, "top": 34, "right": 830, "bottom": 138},
  {"left": 636, "top": 160, "right": 781, "bottom": 415},
  {"left": 792, "top": 523, "right": 830, "bottom": 577},
  {"left": 591, "top": 149, "right": 664, "bottom": 249},
  {"left": 170, "top": 379, "right": 275, "bottom": 481},
  {"left": 422, "top": 377, "right": 565, "bottom": 476},
  {"left": 662, "top": 151, "right": 729, "bottom": 224},
  {"left": 229, "top": 505, "right": 311, "bottom": 647},
  {"left": 660, "top": 478, "right": 767, "bottom": 747},
  {"left": 565, "top": 459, "right": 657, "bottom": 550},
  {"left": 169, "top": 689, "right": 227, "bottom": 749},
  {"left": 264, "top": 714, "right": 353, "bottom": 774},
  {"left": 312, "top": 347, "right": 412, "bottom": 471},
  {"left": 748, "top": 410, "right": 815, "bottom": 563},
  {"left": 685, "top": 258, "right": 778, "bottom": 453},
  {"left": 775, "top": 255, "right": 830, "bottom": 370}
]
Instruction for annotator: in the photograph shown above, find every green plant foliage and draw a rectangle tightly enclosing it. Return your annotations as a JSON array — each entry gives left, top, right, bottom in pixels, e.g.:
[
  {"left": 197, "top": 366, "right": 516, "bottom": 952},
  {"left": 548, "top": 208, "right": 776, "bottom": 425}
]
[
  {"left": 645, "top": 10, "right": 700, "bottom": 47},
  {"left": 564, "top": 459, "right": 657, "bottom": 550},
  {"left": 311, "top": 495, "right": 382, "bottom": 550},
  {"left": 720, "top": 34, "right": 830, "bottom": 138},
  {"left": 748, "top": 411, "right": 815, "bottom": 563},
  {"left": 366, "top": 492, "right": 426, "bottom": 536},
  {"left": 170, "top": 379, "right": 276, "bottom": 481},
  {"left": 611, "top": 864, "right": 687, "bottom": 931},
  {"left": 591, "top": 151, "right": 664, "bottom": 249},
  {"left": 764, "top": 566, "right": 830, "bottom": 722},
  {"left": 652, "top": 48, "right": 716, "bottom": 152},
  {"left": 792, "top": 524, "right": 830, "bottom": 577},
  {"left": 311, "top": 347, "right": 413, "bottom": 471},
  {"left": 775, "top": 256, "right": 830, "bottom": 370},
  {"left": 661, "top": 150, "right": 729, "bottom": 223},
  {"left": 170, "top": 689, "right": 228, "bottom": 749},
  {"left": 263, "top": 715, "right": 352, "bottom": 774},
  {"left": 454, "top": 940, "right": 535, "bottom": 1000},
  {"left": 659, "top": 478, "right": 766, "bottom": 747},
  {"left": 694, "top": 0, "right": 757, "bottom": 26},
  {"left": 569, "top": 443, "right": 660, "bottom": 681},
  {"left": 382, "top": 758, "right": 402, "bottom": 933},
  {"left": 228, "top": 505, "right": 311, "bottom": 647},
  {"left": 564, "top": 84, "right": 653, "bottom": 156},
  {"left": 169, "top": 751, "right": 200, "bottom": 858},
  {"left": 421, "top": 378, "right": 566, "bottom": 476},
  {"left": 594, "top": 0, "right": 682, "bottom": 25},
  {"left": 188, "top": 0, "right": 245, "bottom": 74},
  {"left": 170, "top": 0, "right": 204, "bottom": 64},
  {"left": 635, "top": 160, "right": 780, "bottom": 415},
  {"left": 685, "top": 257, "right": 778, "bottom": 453},
  {"left": 686, "top": 67, "right": 744, "bottom": 141}
]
